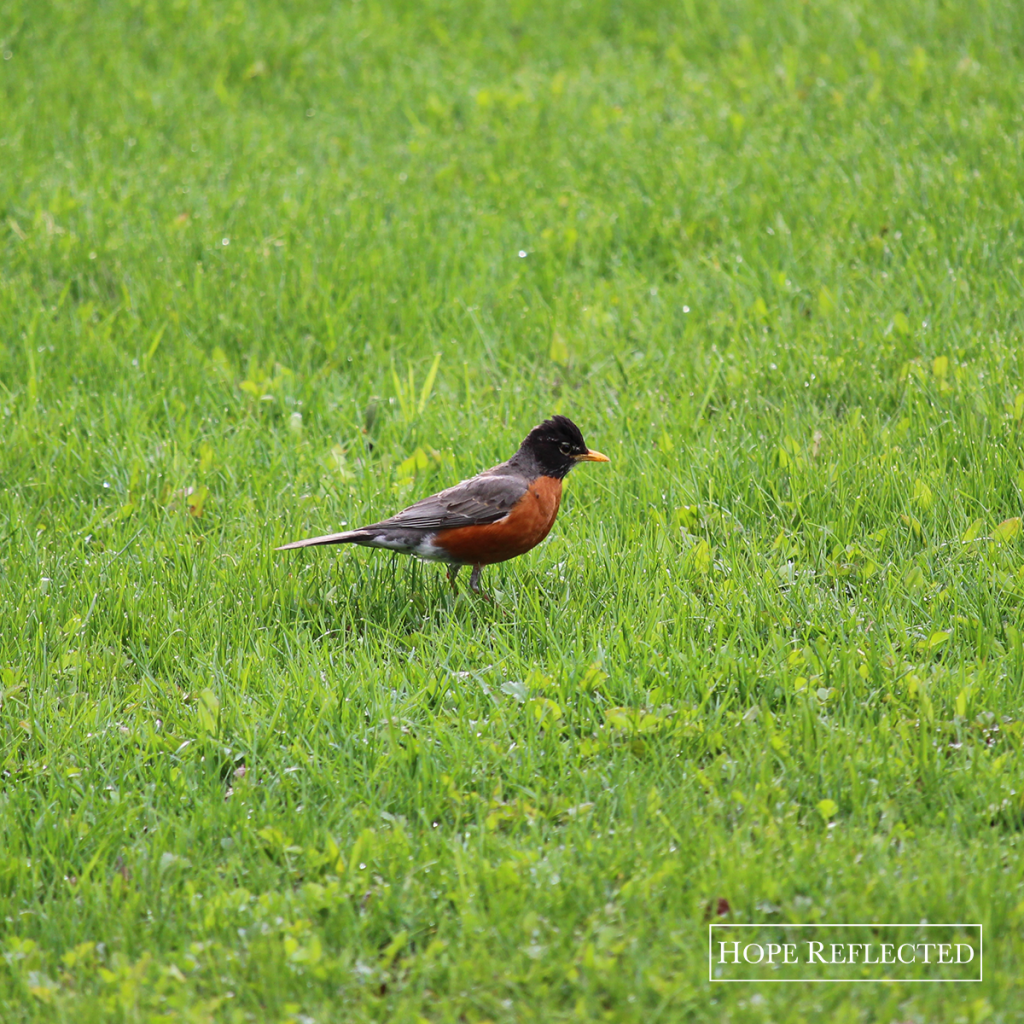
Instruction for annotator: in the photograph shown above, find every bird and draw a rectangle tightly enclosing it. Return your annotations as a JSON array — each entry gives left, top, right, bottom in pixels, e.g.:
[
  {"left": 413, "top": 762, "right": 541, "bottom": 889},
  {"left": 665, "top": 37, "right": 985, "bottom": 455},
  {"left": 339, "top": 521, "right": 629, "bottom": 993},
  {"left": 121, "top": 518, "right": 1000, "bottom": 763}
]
[{"left": 277, "top": 415, "right": 609, "bottom": 597}]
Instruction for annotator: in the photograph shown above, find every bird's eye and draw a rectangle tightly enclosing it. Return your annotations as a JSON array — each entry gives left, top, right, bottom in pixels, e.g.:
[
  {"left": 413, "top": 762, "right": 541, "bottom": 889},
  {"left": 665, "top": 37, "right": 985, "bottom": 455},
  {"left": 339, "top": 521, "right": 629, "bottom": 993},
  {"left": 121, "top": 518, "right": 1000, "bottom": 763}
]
[{"left": 559, "top": 442, "right": 572, "bottom": 456}]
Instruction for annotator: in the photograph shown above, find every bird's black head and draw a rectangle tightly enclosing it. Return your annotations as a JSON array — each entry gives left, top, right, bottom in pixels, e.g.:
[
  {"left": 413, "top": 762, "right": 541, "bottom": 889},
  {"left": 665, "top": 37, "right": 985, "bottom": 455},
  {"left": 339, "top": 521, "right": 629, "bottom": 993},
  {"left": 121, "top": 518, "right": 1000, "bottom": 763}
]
[{"left": 517, "top": 415, "right": 610, "bottom": 479}]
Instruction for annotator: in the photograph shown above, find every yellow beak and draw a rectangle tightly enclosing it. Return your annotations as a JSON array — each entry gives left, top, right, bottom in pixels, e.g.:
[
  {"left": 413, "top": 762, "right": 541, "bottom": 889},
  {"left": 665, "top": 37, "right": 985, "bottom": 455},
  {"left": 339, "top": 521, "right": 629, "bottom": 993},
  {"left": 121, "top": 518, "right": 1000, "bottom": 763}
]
[{"left": 574, "top": 449, "right": 610, "bottom": 463}]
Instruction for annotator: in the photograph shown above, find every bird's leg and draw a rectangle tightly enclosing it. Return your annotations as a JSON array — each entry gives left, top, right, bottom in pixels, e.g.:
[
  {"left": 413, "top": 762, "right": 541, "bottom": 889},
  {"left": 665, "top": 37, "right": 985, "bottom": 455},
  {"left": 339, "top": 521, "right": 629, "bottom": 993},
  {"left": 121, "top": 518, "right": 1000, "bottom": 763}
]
[
  {"left": 469, "top": 564, "right": 491, "bottom": 601},
  {"left": 446, "top": 564, "right": 461, "bottom": 592}
]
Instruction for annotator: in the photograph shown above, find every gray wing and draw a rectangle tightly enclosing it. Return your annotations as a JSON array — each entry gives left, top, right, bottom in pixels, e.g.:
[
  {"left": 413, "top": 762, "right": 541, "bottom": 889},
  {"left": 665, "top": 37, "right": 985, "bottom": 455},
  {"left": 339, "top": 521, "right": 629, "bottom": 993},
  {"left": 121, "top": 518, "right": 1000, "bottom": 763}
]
[{"left": 375, "top": 467, "right": 528, "bottom": 532}]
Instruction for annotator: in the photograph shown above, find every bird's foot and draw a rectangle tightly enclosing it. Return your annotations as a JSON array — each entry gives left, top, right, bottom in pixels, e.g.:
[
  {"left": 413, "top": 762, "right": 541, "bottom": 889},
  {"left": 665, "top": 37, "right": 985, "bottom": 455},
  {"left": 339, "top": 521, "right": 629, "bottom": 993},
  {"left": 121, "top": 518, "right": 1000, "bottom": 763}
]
[{"left": 469, "top": 565, "right": 492, "bottom": 601}]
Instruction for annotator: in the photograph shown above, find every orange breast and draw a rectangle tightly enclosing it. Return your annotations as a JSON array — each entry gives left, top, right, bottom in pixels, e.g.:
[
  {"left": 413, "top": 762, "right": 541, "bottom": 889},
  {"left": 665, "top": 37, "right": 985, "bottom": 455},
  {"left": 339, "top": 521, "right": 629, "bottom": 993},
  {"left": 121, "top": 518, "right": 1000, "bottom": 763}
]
[{"left": 434, "top": 475, "right": 563, "bottom": 566}]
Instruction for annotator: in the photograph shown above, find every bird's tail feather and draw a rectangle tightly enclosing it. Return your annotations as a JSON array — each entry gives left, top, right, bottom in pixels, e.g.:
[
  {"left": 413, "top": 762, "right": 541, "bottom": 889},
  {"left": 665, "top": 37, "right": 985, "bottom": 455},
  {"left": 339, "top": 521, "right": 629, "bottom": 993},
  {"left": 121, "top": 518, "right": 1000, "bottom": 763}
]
[{"left": 276, "top": 529, "right": 373, "bottom": 551}]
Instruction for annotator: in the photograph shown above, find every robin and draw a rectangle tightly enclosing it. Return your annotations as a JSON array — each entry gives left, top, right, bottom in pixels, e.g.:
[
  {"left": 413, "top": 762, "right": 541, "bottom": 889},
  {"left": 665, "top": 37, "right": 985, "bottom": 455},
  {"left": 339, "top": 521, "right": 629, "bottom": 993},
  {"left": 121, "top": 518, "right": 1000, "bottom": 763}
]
[{"left": 277, "top": 415, "right": 609, "bottom": 597}]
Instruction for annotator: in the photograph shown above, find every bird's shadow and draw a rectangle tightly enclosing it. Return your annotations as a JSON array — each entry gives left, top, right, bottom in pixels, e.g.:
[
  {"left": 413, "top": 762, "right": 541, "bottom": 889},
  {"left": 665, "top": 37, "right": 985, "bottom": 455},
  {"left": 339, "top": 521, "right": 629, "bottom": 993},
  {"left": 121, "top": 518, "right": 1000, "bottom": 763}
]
[{"left": 275, "top": 553, "right": 513, "bottom": 641}]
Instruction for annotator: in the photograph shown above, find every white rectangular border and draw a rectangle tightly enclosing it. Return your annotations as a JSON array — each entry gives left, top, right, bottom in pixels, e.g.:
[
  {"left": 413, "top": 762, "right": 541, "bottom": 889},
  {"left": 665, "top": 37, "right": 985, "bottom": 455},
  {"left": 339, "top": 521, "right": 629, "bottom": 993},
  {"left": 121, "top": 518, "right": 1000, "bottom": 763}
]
[{"left": 708, "top": 923, "right": 983, "bottom": 983}]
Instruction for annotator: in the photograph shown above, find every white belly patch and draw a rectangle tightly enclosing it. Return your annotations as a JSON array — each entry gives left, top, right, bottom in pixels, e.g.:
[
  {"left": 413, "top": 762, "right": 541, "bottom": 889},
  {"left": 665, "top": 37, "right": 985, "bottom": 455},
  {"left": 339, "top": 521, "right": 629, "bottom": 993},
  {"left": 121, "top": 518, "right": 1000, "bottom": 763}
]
[{"left": 366, "top": 532, "right": 451, "bottom": 563}]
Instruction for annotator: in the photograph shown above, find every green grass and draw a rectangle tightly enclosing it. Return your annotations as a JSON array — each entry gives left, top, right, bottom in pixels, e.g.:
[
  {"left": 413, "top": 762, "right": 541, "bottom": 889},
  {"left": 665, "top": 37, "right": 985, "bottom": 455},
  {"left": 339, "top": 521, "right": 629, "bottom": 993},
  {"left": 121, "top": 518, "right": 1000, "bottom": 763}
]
[{"left": 2, "top": 0, "right": 1024, "bottom": 1019}]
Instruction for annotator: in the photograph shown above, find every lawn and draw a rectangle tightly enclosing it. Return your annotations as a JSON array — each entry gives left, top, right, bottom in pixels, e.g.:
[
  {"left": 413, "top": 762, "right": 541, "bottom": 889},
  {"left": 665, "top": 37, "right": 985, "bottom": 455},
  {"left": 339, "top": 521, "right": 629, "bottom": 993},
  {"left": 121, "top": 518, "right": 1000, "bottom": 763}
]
[{"left": 2, "top": 0, "right": 1024, "bottom": 1020}]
